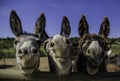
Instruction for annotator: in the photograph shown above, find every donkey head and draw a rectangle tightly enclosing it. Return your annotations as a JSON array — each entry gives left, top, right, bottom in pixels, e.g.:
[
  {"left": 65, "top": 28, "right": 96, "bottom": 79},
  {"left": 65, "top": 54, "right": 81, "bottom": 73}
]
[
  {"left": 10, "top": 10, "right": 47, "bottom": 74},
  {"left": 44, "top": 16, "right": 72, "bottom": 75},
  {"left": 77, "top": 15, "right": 111, "bottom": 75}
]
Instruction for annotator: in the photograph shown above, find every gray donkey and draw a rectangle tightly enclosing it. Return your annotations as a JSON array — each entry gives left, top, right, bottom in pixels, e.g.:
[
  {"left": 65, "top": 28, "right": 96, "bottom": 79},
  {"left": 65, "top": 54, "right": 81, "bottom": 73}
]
[
  {"left": 44, "top": 16, "right": 72, "bottom": 76},
  {"left": 9, "top": 10, "right": 48, "bottom": 75}
]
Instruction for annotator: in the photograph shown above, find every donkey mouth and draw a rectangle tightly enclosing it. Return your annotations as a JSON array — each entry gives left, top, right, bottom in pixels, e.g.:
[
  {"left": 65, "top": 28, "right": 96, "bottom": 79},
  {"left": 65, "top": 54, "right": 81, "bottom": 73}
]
[
  {"left": 86, "top": 63, "right": 99, "bottom": 75},
  {"left": 87, "top": 57, "right": 101, "bottom": 67},
  {"left": 22, "top": 63, "right": 37, "bottom": 70},
  {"left": 86, "top": 58, "right": 100, "bottom": 75}
]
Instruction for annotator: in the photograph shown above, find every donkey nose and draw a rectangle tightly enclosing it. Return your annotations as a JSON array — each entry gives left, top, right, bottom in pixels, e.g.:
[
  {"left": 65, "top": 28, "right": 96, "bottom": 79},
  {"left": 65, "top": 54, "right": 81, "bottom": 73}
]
[
  {"left": 86, "top": 48, "right": 95, "bottom": 56},
  {"left": 18, "top": 49, "right": 28, "bottom": 55}
]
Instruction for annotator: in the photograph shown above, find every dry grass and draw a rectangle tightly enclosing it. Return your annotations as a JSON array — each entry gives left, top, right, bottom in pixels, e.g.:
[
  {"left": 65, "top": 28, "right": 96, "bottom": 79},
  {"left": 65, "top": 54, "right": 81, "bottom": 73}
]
[{"left": 106, "top": 63, "right": 120, "bottom": 72}]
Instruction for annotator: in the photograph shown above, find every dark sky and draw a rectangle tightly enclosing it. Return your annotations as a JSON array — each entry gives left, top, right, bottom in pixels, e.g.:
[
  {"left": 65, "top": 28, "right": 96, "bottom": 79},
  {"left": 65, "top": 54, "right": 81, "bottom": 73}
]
[{"left": 0, "top": 0, "right": 120, "bottom": 38}]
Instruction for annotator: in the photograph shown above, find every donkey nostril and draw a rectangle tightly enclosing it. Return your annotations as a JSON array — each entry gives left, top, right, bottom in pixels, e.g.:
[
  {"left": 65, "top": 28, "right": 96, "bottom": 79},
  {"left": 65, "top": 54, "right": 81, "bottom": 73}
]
[
  {"left": 18, "top": 49, "right": 28, "bottom": 54},
  {"left": 18, "top": 49, "right": 22, "bottom": 54},
  {"left": 87, "top": 49, "right": 90, "bottom": 54},
  {"left": 32, "top": 48, "right": 38, "bottom": 53}
]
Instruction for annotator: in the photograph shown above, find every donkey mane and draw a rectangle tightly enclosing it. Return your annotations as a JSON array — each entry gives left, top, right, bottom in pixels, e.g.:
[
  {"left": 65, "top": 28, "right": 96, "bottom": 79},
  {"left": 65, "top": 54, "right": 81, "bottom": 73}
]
[
  {"left": 78, "top": 34, "right": 110, "bottom": 52},
  {"left": 21, "top": 32, "right": 39, "bottom": 37},
  {"left": 80, "top": 34, "right": 109, "bottom": 44}
]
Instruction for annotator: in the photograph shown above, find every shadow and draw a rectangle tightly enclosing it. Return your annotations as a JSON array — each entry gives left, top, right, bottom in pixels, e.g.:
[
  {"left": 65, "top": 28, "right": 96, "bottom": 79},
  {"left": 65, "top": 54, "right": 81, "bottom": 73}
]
[
  {"left": 0, "top": 65, "right": 14, "bottom": 69},
  {"left": 1, "top": 69, "right": 120, "bottom": 81}
]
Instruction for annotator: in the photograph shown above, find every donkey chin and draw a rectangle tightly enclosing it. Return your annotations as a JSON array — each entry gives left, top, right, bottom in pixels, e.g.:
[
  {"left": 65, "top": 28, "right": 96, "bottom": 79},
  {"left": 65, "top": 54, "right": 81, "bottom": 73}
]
[
  {"left": 16, "top": 55, "right": 39, "bottom": 74},
  {"left": 86, "top": 58, "right": 101, "bottom": 75},
  {"left": 86, "top": 49, "right": 112, "bottom": 75},
  {"left": 54, "top": 57, "right": 72, "bottom": 76}
]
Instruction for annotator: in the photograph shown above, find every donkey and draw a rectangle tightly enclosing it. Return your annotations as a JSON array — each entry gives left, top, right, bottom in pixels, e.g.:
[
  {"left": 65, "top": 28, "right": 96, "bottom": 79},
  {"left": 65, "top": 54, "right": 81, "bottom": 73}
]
[
  {"left": 76, "top": 15, "right": 111, "bottom": 75},
  {"left": 9, "top": 10, "right": 47, "bottom": 75},
  {"left": 44, "top": 16, "right": 72, "bottom": 76},
  {"left": 70, "top": 42, "right": 79, "bottom": 72}
]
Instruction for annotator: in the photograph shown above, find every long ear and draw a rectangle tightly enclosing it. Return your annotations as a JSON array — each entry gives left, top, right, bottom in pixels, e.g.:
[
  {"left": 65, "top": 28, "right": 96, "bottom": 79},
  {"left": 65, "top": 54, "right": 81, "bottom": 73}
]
[
  {"left": 78, "top": 15, "right": 89, "bottom": 37},
  {"left": 98, "top": 16, "right": 110, "bottom": 38},
  {"left": 41, "top": 31, "right": 49, "bottom": 43},
  {"left": 9, "top": 10, "right": 23, "bottom": 37},
  {"left": 34, "top": 13, "right": 49, "bottom": 40},
  {"left": 43, "top": 38, "right": 52, "bottom": 52},
  {"left": 60, "top": 16, "right": 71, "bottom": 37}
]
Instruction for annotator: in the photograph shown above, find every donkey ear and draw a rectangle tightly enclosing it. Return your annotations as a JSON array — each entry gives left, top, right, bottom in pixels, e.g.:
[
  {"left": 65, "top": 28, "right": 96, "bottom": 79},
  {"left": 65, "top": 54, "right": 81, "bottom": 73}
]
[
  {"left": 60, "top": 16, "right": 71, "bottom": 37},
  {"left": 78, "top": 15, "right": 89, "bottom": 37},
  {"left": 43, "top": 38, "right": 52, "bottom": 52},
  {"left": 40, "top": 31, "right": 49, "bottom": 43},
  {"left": 9, "top": 10, "right": 23, "bottom": 37},
  {"left": 98, "top": 16, "right": 110, "bottom": 38},
  {"left": 34, "top": 13, "right": 48, "bottom": 39}
]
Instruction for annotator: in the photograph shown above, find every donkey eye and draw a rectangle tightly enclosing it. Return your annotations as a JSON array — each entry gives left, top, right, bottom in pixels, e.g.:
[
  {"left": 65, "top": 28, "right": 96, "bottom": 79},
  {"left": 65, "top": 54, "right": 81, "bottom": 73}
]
[
  {"left": 66, "top": 40, "right": 70, "bottom": 44},
  {"left": 105, "top": 44, "right": 110, "bottom": 50},
  {"left": 36, "top": 40, "right": 41, "bottom": 46},
  {"left": 99, "top": 41, "right": 105, "bottom": 46},
  {"left": 14, "top": 40, "right": 20, "bottom": 45},
  {"left": 50, "top": 42, "right": 54, "bottom": 47}
]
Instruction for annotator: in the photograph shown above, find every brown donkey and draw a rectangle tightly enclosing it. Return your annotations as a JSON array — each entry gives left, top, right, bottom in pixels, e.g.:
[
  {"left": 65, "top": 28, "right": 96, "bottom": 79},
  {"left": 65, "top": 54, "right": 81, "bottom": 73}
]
[{"left": 76, "top": 15, "right": 111, "bottom": 75}]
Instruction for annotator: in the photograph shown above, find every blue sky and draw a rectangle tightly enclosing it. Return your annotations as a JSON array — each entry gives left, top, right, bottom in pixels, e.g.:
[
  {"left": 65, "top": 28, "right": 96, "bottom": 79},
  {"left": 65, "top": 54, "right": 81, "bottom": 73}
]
[{"left": 0, "top": 0, "right": 120, "bottom": 38}]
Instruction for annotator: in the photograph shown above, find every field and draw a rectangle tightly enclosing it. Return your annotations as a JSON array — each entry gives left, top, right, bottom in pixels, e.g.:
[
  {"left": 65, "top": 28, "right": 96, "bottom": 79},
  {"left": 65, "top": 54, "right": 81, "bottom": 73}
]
[{"left": 111, "top": 44, "right": 120, "bottom": 54}]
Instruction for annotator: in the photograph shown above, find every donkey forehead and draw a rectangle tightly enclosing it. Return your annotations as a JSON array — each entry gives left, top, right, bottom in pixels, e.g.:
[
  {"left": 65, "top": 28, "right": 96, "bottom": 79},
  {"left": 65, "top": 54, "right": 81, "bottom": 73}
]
[
  {"left": 16, "top": 34, "right": 39, "bottom": 41},
  {"left": 82, "top": 34, "right": 108, "bottom": 44},
  {"left": 88, "top": 41, "right": 103, "bottom": 51},
  {"left": 80, "top": 34, "right": 109, "bottom": 52},
  {"left": 52, "top": 34, "right": 66, "bottom": 43}
]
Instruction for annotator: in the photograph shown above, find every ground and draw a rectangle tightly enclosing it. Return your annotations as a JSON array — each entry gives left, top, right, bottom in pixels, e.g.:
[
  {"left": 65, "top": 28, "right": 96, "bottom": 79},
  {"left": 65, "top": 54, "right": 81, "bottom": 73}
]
[
  {"left": 0, "top": 57, "right": 50, "bottom": 71},
  {"left": 1, "top": 57, "right": 120, "bottom": 81},
  {"left": 1, "top": 57, "right": 120, "bottom": 72}
]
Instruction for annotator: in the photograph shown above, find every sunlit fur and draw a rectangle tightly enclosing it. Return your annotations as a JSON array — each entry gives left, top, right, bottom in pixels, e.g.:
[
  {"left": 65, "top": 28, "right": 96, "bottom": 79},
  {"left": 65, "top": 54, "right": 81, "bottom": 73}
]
[
  {"left": 44, "top": 34, "right": 72, "bottom": 75},
  {"left": 10, "top": 10, "right": 47, "bottom": 75},
  {"left": 15, "top": 35, "right": 40, "bottom": 74}
]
